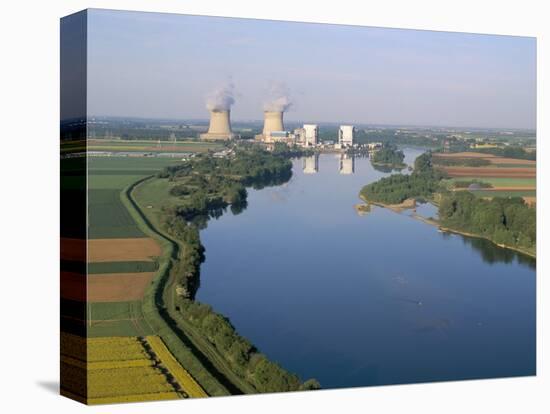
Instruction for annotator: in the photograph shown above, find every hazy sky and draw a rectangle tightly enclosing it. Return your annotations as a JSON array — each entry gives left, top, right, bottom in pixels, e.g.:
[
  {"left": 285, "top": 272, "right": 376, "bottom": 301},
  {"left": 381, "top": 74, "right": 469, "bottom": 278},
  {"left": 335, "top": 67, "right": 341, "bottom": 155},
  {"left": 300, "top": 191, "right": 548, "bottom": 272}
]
[{"left": 87, "top": 9, "right": 536, "bottom": 129}]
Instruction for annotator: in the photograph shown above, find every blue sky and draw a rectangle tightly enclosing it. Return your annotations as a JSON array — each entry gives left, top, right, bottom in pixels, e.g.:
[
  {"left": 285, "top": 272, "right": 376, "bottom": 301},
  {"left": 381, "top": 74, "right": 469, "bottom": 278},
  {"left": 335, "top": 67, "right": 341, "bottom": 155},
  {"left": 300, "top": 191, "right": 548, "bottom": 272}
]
[{"left": 87, "top": 9, "right": 536, "bottom": 129}]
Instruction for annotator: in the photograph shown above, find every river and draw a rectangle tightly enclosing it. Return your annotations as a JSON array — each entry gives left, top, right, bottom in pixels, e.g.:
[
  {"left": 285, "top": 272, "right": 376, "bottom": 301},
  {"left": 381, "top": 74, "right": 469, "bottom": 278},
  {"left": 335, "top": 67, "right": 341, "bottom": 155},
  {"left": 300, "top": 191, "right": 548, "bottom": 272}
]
[{"left": 196, "top": 149, "right": 536, "bottom": 389}]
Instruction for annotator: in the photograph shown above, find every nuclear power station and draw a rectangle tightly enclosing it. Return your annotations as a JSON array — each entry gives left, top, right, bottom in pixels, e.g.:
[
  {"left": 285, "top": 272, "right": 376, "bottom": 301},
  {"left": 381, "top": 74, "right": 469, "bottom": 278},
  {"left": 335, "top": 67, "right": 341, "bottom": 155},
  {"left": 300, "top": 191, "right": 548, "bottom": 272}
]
[
  {"left": 198, "top": 83, "right": 362, "bottom": 152},
  {"left": 263, "top": 111, "right": 285, "bottom": 135},
  {"left": 338, "top": 125, "right": 355, "bottom": 147},
  {"left": 255, "top": 110, "right": 293, "bottom": 143},
  {"left": 200, "top": 109, "right": 236, "bottom": 140}
]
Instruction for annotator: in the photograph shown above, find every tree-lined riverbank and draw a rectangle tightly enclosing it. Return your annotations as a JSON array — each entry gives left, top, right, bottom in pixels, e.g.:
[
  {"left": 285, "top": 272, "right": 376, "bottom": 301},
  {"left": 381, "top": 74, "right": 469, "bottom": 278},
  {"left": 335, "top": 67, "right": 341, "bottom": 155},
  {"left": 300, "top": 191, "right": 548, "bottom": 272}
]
[{"left": 359, "top": 152, "right": 536, "bottom": 257}]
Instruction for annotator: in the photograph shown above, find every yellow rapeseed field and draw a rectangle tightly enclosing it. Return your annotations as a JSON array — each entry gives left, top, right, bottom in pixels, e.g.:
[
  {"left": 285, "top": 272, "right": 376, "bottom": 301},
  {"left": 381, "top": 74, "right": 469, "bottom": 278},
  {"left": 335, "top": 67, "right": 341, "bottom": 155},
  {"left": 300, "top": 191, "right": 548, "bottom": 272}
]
[
  {"left": 146, "top": 336, "right": 208, "bottom": 398},
  {"left": 61, "top": 333, "right": 206, "bottom": 405}
]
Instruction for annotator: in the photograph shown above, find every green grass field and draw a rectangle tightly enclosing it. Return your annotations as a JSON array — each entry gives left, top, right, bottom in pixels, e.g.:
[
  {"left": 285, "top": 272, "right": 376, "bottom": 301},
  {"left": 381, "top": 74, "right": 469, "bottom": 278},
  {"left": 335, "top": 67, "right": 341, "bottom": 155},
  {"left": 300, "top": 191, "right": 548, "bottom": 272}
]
[
  {"left": 87, "top": 157, "right": 183, "bottom": 238},
  {"left": 131, "top": 177, "right": 181, "bottom": 229},
  {"left": 470, "top": 190, "right": 536, "bottom": 198},
  {"left": 88, "top": 301, "right": 154, "bottom": 337},
  {"left": 491, "top": 163, "right": 536, "bottom": 168},
  {"left": 88, "top": 261, "right": 158, "bottom": 274},
  {"left": 88, "top": 140, "right": 224, "bottom": 153},
  {"left": 450, "top": 177, "right": 536, "bottom": 187},
  {"left": 88, "top": 189, "right": 145, "bottom": 238},
  {"left": 88, "top": 156, "right": 184, "bottom": 172}
]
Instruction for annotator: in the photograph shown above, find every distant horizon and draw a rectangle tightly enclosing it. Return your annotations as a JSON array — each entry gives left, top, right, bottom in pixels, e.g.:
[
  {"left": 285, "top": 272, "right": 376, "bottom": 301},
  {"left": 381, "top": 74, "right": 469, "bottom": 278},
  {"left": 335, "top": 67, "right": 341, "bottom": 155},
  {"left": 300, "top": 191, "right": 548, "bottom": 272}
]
[
  {"left": 86, "top": 114, "right": 536, "bottom": 133},
  {"left": 87, "top": 9, "right": 536, "bottom": 130}
]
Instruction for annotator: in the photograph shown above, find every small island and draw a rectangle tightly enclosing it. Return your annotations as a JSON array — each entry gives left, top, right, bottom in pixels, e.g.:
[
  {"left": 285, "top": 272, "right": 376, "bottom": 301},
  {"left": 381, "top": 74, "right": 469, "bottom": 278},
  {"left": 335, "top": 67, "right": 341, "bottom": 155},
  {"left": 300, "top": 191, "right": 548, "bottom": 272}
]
[{"left": 370, "top": 144, "right": 407, "bottom": 170}]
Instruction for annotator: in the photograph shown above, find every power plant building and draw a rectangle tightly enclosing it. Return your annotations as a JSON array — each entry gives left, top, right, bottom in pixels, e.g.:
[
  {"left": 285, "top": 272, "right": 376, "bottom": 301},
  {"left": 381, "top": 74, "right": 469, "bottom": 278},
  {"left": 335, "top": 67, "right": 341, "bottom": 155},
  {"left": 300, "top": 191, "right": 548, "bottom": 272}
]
[
  {"left": 338, "top": 125, "right": 355, "bottom": 147},
  {"left": 303, "top": 124, "right": 319, "bottom": 147},
  {"left": 200, "top": 109, "right": 236, "bottom": 140}
]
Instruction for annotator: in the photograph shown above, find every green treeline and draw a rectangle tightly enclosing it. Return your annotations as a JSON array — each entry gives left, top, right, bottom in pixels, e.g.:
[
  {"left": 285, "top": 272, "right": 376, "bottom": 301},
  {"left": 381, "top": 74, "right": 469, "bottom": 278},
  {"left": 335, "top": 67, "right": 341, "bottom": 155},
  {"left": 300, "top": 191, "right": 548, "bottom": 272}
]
[
  {"left": 270, "top": 142, "right": 314, "bottom": 158},
  {"left": 452, "top": 180, "right": 492, "bottom": 189},
  {"left": 473, "top": 146, "right": 536, "bottom": 160},
  {"left": 433, "top": 157, "right": 491, "bottom": 167},
  {"left": 177, "top": 299, "right": 320, "bottom": 393},
  {"left": 156, "top": 147, "right": 320, "bottom": 392},
  {"left": 360, "top": 151, "right": 536, "bottom": 255},
  {"left": 439, "top": 191, "right": 536, "bottom": 252},
  {"left": 361, "top": 152, "right": 443, "bottom": 204},
  {"left": 371, "top": 144, "right": 406, "bottom": 168}
]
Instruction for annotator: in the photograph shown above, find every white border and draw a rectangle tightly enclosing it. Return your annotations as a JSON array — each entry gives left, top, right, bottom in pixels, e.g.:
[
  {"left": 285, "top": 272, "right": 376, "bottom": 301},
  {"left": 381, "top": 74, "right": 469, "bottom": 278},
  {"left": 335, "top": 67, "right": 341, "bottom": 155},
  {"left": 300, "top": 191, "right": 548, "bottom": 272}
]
[{"left": 0, "top": 1, "right": 547, "bottom": 413}]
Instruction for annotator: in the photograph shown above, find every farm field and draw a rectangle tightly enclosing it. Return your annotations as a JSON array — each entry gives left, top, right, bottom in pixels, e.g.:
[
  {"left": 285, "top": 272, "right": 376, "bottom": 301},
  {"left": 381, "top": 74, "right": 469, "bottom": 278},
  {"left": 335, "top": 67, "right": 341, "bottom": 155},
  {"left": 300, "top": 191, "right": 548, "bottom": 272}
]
[
  {"left": 88, "top": 238, "right": 161, "bottom": 262},
  {"left": 87, "top": 301, "right": 153, "bottom": 337},
  {"left": 87, "top": 272, "right": 156, "bottom": 302},
  {"left": 88, "top": 261, "right": 157, "bottom": 274},
  {"left": 441, "top": 167, "right": 535, "bottom": 178},
  {"left": 88, "top": 139, "right": 224, "bottom": 153},
  {"left": 88, "top": 155, "right": 185, "bottom": 174},
  {"left": 449, "top": 177, "right": 536, "bottom": 188},
  {"left": 434, "top": 151, "right": 536, "bottom": 203},
  {"left": 471, "top": 190, "right": 536, "bottom": 198},
  {"left": 132, "top": 176, "right": 180, "bottom": 229},
  {"left": 88, "top": 189, "right": 146, "bottom": 238},
  {"left": 61, "top": 334, "right": 206, "bottom": 404},
  {"left": 88, "top": 156, "right": 183, "bottom": 239},
  {"left": 85, "top": 157, "right": 179, "bottom": 336},
  {"left": 62, "top": 155, "right": 232, "bottom": 399}
]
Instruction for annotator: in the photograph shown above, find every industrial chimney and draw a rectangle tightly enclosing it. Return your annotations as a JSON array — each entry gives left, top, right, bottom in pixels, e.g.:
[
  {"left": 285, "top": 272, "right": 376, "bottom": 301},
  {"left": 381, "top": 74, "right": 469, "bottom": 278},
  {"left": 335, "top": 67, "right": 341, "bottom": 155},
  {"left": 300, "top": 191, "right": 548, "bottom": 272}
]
[{"left": 200, "top": 109, "right": 235, "bottom": 140}]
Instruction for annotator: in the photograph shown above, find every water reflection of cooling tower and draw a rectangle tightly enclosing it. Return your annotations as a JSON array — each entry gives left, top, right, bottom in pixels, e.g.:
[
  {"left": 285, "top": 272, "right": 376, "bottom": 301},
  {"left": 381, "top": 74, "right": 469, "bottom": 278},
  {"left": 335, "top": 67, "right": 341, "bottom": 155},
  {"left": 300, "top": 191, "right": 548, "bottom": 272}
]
[
  {"left": 263, "top": 111, "right": 284, "bottom": 135},
  {"left": 339, "top": 154, "right": 355, "bottom": 174},
  {"left": 303, "top": 154, "right": 319, "bottom": 174},
  {"left": 200, "top": 109, "right": 235, "bottom": 140}
]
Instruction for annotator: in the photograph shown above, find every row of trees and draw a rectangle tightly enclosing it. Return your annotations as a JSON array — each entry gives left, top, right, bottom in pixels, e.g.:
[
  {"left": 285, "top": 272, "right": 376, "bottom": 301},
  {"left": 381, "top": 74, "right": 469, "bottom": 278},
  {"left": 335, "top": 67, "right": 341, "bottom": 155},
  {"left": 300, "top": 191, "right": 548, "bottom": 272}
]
[
  {"left": 177, "top": 299, "right": 320, "bottom": 393},
  {"left": 439, "top": 191, "right": 536, "bottom": 251},
  {"left": 474, "top": 146, "right": 536, "bottom": 160},
  {"left": 432, "top": 157, "right": 491, "bottom": 167}
]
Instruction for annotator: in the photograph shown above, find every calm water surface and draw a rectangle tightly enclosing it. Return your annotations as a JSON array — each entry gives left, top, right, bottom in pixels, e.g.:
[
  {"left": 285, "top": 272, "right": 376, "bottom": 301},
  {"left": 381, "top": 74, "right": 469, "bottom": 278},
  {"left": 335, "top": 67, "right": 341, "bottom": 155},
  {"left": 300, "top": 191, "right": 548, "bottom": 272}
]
[{"left": 197, "top": 150, "right": 536, "bottom": 389}]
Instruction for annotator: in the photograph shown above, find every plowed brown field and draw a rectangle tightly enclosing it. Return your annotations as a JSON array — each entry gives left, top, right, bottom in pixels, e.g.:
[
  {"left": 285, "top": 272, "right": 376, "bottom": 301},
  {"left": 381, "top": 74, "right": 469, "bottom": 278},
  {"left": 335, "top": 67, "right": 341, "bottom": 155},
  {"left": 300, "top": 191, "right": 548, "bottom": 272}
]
[
  {"left": 442, "top": 167, "right": 535, "bottom": 178},
  {"left": 88, "top": 238, "right": 161, "bottom": 262},
  {"left": 434, "top": 152, "right": 495, "bottom": 158},
  {"left": 487, "top": 157, "right": 536, "bottom": 165},
  {"left": 87, "top": 272, "right": 156, "bottom": 302}
]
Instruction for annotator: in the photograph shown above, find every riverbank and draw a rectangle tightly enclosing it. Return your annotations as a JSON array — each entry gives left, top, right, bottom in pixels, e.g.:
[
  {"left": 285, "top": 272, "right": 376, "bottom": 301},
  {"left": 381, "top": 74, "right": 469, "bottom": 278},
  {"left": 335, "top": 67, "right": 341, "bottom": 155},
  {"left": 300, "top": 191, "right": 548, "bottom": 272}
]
[
  {"left": 358, "top": 194, "right": 536, "bottom": 259},
  {"left": 359, "top": 195, "right": 416, "bottom": 213}
]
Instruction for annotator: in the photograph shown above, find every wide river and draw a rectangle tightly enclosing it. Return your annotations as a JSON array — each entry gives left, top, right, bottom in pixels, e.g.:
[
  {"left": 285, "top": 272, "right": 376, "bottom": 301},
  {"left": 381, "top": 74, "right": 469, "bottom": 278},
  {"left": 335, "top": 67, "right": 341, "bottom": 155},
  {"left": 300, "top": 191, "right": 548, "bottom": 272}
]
[{"left": 197, "top": 150, "right": 536, "bottom": 389}]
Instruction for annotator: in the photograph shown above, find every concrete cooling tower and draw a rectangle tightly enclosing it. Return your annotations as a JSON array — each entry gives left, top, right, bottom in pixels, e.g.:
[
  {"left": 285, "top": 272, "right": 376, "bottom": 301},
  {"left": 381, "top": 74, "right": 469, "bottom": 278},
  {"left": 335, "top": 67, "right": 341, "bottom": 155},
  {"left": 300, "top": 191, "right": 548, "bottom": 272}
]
[
  {"left": 200, "top": 109, "right": 235, "bottom": 140},
  {"left": 262, "top": 111, "right": 284, "bottom": 135}
]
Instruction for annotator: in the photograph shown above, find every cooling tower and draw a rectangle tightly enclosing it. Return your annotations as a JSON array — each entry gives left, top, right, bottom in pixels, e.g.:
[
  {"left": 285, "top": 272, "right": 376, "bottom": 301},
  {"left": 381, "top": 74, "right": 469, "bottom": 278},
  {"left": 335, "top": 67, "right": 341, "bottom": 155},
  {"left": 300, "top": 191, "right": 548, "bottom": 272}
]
[
  {"left": 200, "top": 109, "right": 235, "bottom": 140},
  {"left": 262, "top": 111, "right": 284, "bottom": 135}
]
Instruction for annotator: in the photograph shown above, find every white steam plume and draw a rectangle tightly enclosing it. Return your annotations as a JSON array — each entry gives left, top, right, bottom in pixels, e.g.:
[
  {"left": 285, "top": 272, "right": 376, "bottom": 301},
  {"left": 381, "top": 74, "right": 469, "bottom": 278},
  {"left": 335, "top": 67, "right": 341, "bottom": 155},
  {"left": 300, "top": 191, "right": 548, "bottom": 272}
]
[
  {"left": 264, "top": 82, "right": 292, "bottom": 112},
  {"left": 206, "top": 81, "right": 236, "bottom": 111}
]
